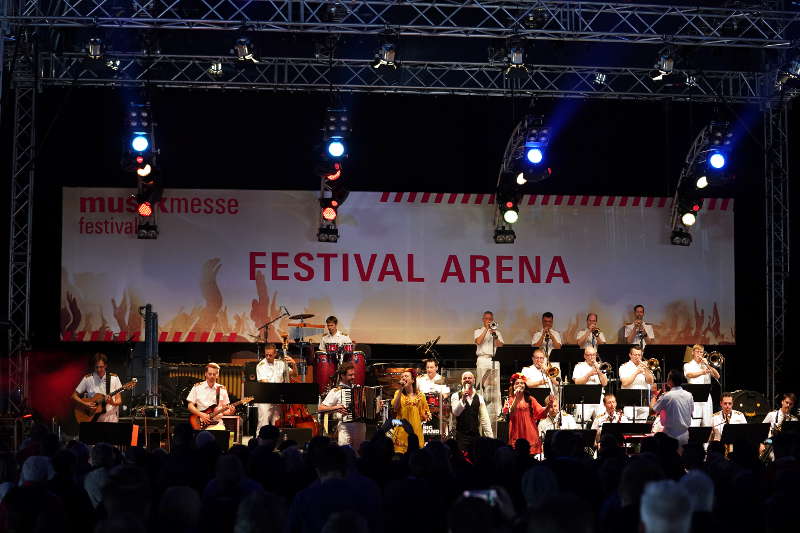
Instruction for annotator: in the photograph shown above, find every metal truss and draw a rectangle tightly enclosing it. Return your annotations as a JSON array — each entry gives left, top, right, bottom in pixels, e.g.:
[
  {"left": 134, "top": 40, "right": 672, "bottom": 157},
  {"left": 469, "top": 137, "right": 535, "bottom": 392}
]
[
  {"left": 2, "top": 1, "right": 799, "bottom": 48},
  {"left": 764, "top": 104, "right": 789, "bottom": 404},
  {"left": 38, "top": 52, "right": 770, "bottom": 102}
]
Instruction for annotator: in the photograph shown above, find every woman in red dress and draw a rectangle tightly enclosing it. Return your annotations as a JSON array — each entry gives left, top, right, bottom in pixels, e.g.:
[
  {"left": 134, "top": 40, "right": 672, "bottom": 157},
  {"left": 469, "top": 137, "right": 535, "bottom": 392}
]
[{"left": 502, "top": 373, "right": 551, "bottom": 454}]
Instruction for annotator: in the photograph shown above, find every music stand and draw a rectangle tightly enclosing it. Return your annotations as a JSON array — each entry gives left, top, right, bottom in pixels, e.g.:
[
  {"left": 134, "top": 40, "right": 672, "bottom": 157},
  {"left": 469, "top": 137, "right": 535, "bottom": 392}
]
[
  {"left": 549, "top": 347, "right": 583, "bottom": 369},
  {"left": 601, "top": 423, "right": 653, "bottom": 451},
  {"left": 529, "top": 388, "right": 552, "bottom": 407},
  {"left": 779, "top": 421, "right": 800, "bottom": 434},
  {"left": 79, "top": 422, "right": 135, "bottom": 446},
  {"left": 244, "top": 382, "right": 319, "bottom": 404},
  {"left": 562, "top": 384, "right": 602, "bottom": 426},
  {"left": 615, "top": 389, "right": 651, "bottom": 423},
  {"left": 542, "top": 429, "right": 597, "bottom": 449},
  {"left": 688, "top": 426, "right": 712, "bottom": 445},
  {"left": 682, "top": 384, "right": 711, "bottom": 425},
  {"left": 721, "top": 423, "right": 770, "bottom": 449}
]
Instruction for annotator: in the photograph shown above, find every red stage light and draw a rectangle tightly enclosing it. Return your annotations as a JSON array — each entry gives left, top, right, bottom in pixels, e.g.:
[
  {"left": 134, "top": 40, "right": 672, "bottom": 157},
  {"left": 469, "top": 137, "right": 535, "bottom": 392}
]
[
  {"left": 321, "top": 206, "right": 337, "bottom": 221},
  {"left": 692, "top": 204, "right": 701, "bottom": 212},
  {"left": 331, "top": 200, "right": 339, "bottom": 207},
  {"left": 136, "top": 156, "right": 144, "bottom": 164},
  {"left": 324, "top": 162, "right": 342, "bottom": 181},
  {"left": 505, "top": 201, "right": 514, "bottom": 208},
  {"left": 137, "top": 202, "right": 153, "bottom": 217}
]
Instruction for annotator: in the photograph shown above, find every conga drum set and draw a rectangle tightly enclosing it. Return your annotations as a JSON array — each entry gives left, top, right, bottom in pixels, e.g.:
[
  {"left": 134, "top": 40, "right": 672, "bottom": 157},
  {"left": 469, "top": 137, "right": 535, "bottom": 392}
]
[{"left": 315, "top": 342, "right": 366, "bottom": 393}]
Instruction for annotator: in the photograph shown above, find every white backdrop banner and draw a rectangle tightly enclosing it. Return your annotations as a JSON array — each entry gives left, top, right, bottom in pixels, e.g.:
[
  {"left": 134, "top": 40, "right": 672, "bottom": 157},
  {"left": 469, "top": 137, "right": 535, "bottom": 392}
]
[{"left": 61, "top": 188, "right": 735, "bottom": 345}]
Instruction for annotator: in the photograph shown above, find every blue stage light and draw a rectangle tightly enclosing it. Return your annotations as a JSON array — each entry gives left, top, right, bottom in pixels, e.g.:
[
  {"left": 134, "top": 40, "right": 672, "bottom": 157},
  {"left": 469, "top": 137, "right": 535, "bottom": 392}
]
[
  {"left": 708, "top": 152, "right": 726, "bottom": 169},
  {"left": 327, "top": 140, "right": 345, "bottom": 158},
  {"left": 526, "top": 147, "right": 543, "bottom": 165},
  {"left": 131, "top": 135, "right": 149, "bottom": 152}
]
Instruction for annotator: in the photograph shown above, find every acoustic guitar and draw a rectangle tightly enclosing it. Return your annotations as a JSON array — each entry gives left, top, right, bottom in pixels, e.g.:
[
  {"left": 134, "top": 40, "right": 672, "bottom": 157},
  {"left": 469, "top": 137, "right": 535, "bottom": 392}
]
[
  {"left": 189, "top": 397, "right": 254, "bottom": 430},
  {"left": 74, "top": 378, "right": 138, "bottom": 423}
]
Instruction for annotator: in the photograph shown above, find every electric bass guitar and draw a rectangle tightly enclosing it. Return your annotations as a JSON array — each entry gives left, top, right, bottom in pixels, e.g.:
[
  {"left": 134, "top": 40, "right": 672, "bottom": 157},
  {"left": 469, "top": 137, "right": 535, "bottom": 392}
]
[
  {"left": 74, "top": 378, "right": 138, "bottom": 423},
  {"left": 189, "top": 397, "right": 254, "bottom": 430}
]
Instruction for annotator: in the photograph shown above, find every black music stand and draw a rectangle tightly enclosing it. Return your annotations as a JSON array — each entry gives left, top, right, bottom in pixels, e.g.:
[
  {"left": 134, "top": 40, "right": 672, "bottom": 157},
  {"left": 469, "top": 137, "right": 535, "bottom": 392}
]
[
  {"left": 682, "top": 384, "right": 711, "bottom": 424},
  {"left": 79, "top": 422, "right": 135, "bottom": 446},
  {"left": 615, "top": 389, "right": 651, "bottom": 423},
  {"left": 600, "top": 423, "right": 653, "bottom": 446},
  {"left": 779, "top": 421, "right": 800, "bottom": 434},
  {"left": 688, "top": 426, "right": 712, "bottom": 445},
  {"left": 542, "top": 429, "right": 597, "bottom": 450},
  {"left": 721, "top": 423, "right": 770, "bottom": 449},
  {"left": 549, "top": 347, "right": 583, "bottom": 370},
  {"left": 530, "top": 388, "right": 552, "bottom": 407},
  {"left": 562, "top": 384, "right": 602, "bottom": 426},
  {"left": 244, "top": 382, "right": 319, "bottom": 404}
]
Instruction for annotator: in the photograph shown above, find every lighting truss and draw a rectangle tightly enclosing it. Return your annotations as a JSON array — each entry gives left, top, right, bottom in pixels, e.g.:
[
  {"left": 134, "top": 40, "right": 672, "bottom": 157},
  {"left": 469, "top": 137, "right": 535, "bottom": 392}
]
[
  {"left": 35, "top": 53, "right": 771, "bottom": 102},
  {"left": 3, "top": 1, "right": 799, "bottom": 48}
]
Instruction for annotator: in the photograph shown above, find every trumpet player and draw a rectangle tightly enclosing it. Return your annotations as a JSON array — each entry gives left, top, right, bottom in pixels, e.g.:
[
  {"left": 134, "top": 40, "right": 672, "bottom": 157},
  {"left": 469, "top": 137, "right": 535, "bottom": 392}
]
[
  {"left": 572, "top": 346, "right": 608, "bottom": 424},
  {"left": 618, "top": 346, "right": 655, "bottom": 422},
  {"left": 710, "top": 392, "right": 746, "bottom": 441},
  {"left": 576, "top": 313, "right": 607, "bottom": 349},
  {"left": 474, "top": 311, "right": 503, "bottom": 416},
  {"left": 531, "top": 312, "right": 562, "bottom": 355},
  {"left": 762, "top": 393, "right": 798, "bottom": 438},
  {"left": 521, "top": 349, "right": 556, "bottom": 389},
  {"left": 624, "top": 305, "right": 655, "bottom": 349},
  {"left": 683, "top": 344, "right": 718, "bottom": 426}
]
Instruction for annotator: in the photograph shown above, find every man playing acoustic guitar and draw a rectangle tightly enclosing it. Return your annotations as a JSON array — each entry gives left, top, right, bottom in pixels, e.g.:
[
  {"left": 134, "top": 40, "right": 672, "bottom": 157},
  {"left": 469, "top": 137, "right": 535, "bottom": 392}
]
[
  {"left": 186, "top": 363, "right": 236, "bottom": 430},
  {"left": 72, "top": 353, "right": 123, "bottom": 423}
]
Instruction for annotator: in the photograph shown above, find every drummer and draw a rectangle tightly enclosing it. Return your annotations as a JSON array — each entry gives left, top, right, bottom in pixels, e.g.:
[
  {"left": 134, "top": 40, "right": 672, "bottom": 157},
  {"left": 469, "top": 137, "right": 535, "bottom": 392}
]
[
  {"left": 318, "top": 316, "right": 353, "bottom": 351},
  {"left": 417, "top": 359, "right": 450, "bottom": 395}
]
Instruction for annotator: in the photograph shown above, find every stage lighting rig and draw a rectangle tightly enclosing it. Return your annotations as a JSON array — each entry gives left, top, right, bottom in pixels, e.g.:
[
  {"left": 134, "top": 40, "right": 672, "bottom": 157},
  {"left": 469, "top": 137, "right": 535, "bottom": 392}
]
[
  {"left": 87, "top": 37, "right": 104, "bottom": 61},
  {"left": 593, "top": 72, "right": 607, "bottom": 87},
  {"left": 208, "top": 61, "right": 224, "bottom": 76},
  {"left": 670, "top": 228, "right": 692, "bottom": 247},
  {"left": 493, "top": 226, "right": 516, "bottom": 244},
  {"left": 125, "top": 100, "right": 162, "bottom": 239},
  {"left": 316, "top": 106, "right": 351, "bottom": 242},
  {"left": 233, "top": 37, "right": 258, "bottom": 63},
  {"left": 651, "top": 46, "right": 675, "bottom": 81},
  {"left": 775, "top": 52, "right": 800, "bottom": 90},
  {"left": 373, "top": 32, "right": 398, "bottom": 70},
  {"left": 504, "top": 37, "right": 528, "bottom": 77}
]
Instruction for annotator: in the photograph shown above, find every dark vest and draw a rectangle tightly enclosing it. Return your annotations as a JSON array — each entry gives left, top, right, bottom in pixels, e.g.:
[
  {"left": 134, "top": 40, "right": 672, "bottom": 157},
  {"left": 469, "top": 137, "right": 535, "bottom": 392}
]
[{"left": 457, "top": 395, "right": 480, "bottom": 435}]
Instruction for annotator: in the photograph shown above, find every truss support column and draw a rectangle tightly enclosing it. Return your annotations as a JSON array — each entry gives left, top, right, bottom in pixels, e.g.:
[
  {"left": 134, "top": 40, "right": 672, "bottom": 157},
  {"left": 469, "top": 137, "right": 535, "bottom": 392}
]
[
  {"left": 6, "top": 34, "right": 36, "bottom": 416},
  {"left": 763, "top": 104, "right": 789, "bottom": 403}
]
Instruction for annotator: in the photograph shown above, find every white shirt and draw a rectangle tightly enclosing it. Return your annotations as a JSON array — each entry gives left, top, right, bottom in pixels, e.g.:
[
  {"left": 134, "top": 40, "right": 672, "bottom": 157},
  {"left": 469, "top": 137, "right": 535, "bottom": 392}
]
[
  {"left": 576, "top": 329, "right": 607, "bottom": 349},
  {"left": 417, "top": 374, "right": 450, "bottom": 395},
  {"left": 450, "top": 390, "right": 494, "bottom": 438},
  {"left": 710, "top": 409, "right": 748, "bottom": 441},
  {"left": 619, "top": 361, "right": 650, "bottom": 389},
  {"left": 474, "top": 327, "right": 504, "bottom": 358},
  {"left": 531, "top": 330, "right": 562, "bottom": 354},
  {"left": 319, "top": 331, "right": 352, "bottom": 351},
  {"left": 652, "top": 386, "right": 694, "bottom": 444},
  {"left": 763, "top": 410, "right": 798, "bottom": 437},
  {"left": 623, "top": 322, "right": 655, "bottom": 348},
  {"left": 684, "top": 359, "right": 711, "bottom": 385},
  {"left": 572, "top": 361, "right": 602, "bottom": 386},
  {"left": 256, "top": 358, "right": 287, "bottom": 383},
  {"left": 539, "top": 413, "right": 579, "bottom": 433},
  {"left": 521, "top": 365, "right": 550, "bottom": 388},
  {"left": 75, "top": 372, "right": 123, "bottom": 422},
  {"left": 591, "top": 411, "right": 630, "bottom": 430},
  {"left": 186, "top": 381, "right": 230, "bottom": 411}
]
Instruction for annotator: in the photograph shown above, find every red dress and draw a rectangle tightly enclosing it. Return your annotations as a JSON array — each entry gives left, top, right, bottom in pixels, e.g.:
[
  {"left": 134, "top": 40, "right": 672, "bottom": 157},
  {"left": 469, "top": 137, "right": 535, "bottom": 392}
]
[{"left": 504, "top": 394, "right": 549, "bottom": 454}]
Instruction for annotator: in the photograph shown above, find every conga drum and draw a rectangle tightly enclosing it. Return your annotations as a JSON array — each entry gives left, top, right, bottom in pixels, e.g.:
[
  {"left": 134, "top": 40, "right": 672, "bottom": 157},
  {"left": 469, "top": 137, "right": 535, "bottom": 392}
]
[
  {"left": 343, "top": 350, "right": 366, "bottom": 386},
  {"left": 314, "top": 351, "right": 336, "bottom": 394}
]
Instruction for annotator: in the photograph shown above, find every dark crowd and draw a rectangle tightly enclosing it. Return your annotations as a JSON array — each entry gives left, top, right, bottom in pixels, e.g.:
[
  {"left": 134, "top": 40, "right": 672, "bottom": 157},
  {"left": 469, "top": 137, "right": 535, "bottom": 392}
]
[{"left": 1, "top": 422, "right": 799, "bottom": 533}]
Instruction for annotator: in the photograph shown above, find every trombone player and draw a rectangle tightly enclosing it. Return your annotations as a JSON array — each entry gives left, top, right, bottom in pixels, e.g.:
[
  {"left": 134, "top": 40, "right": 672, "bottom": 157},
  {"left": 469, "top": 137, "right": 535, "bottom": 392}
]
[
  {"left": 618, "top": 346, "right": 655, "bottom": 422},
  {"left": 683, "top": 344, "right": 719, "bottom": 426},
  {"left": 571, "top": 346, "right": 608, "bottom": 425},
  {"left": 521, "top": 349, "right": 557, "bottom": 389},
  {"left": 576, "top": 313, "right": 607, "bottom": 350}
]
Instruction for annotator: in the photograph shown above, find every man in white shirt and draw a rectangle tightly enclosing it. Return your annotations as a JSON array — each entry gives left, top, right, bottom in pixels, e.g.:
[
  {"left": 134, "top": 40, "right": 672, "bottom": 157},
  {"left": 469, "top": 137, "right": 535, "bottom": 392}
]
[
  {"left": 710, "top": 392, "right": 747, "bottom": 441},
  {"left": 416, "top": 359, "right": 450, "bottom": 395},
  {"left": 451, "top": 371, "right": 494, "bottom": 455},
  {"left": 318, "top": 362, "right": 367, "bottom": 450},
  {"left": 618, "top": 346, "right": 654, "bottom": 422},
  {"left": 255, "top": 343, "right": 298, "bottom": 430},
  {"left": 591, "top": 394, "right": 630, "bottom": 442},
  {"left": 576, "top": 313, "right": 607, "bottom": 350},
  {"left": 538, "top": 396, "right": 579, "bottom": 434},
  {"left": 474, "top": 311, "right": 503, "bottom": 415},
  {"left": 186, "top": 363, "right": 235, "bottom": 430},
  {"left": 318, "top": 315, "right": 353, "bottom": 351},
  {"left": 683, "top": 344, "right": 718, "bottom": 427},
  {"left": 521, "top": 349, "right": 554, "bottom": 389},
  {"left": 651, "top": 369, "right": 694, "bottom": 446},
  {"left": 762, "top": 393, "right": 798, "bottom": 438},
  {"left": 531, "top": 312, "right": 562, "bottom": 355},
  {"left": 572, "top": 346, "right": 608, "bottom": 424},
  {"left": 71, "top": 353, "right": 123, "bottom": 423},
  {"left": 624, "top": 304, "right": 655, "bottom": 349}
]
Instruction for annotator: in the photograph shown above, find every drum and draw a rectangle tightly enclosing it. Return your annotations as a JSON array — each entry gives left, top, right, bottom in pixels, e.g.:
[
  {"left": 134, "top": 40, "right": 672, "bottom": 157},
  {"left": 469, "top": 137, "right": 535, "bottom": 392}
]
[
  {"left": 343, "top": 351, "right": 366, "bottom": 386},
  {"left": 325, "top": 343, "right": 340, "bottom": 353},
  {"left": 314, "top": 351, "right": 336, "bottom": 394},
  {"left": 425, "top": 392, "right": 441, "bottom": 417},
  {"left": 340, "top": 343, "right": 355, "bottom": 353}
]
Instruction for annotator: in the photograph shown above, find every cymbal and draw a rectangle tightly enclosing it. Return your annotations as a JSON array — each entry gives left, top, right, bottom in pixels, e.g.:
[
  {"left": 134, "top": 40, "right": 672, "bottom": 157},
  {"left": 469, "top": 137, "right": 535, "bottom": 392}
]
[{"left": 289, "top": 313, "right": 315, "bottom": 320}]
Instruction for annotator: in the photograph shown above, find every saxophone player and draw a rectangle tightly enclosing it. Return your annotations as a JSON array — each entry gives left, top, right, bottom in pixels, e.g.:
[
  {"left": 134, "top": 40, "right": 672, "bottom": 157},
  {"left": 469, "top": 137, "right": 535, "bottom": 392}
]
[
  {"left": 624, "top": 305, "right": 655, "bottom": 349},
  {"left": 710, "top": 392, "right": 747, "bottom": 441},
  {"left": 591, "top": 394, "right": 630, "bottom": 443},
  {"left": 762, "top": 393, "right": 797, "bottom": 438},
  {"left": 576, "top": 313, "right": 607, "bottom": 349}
]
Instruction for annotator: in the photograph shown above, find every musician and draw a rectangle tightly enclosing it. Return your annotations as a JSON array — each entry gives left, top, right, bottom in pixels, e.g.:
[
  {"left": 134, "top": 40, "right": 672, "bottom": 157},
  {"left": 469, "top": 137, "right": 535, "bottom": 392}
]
[
  {"left": 501, "top": 374, "right": 551, "bottom": 455},
  {"left": 391, "top": 370, "right": 432, "bottom": 454},
  {"left": 531, "top": 312, "right": 562, "bottom": 355},
  {"left": 318, "top": 315, "right": 352, "bottom": 351},
  {"left": 318, "top": 362, "right": 366, "bottom": 450},
  {"left": 650, "top": 369, "right": 694, "bottom": 446},
  {"left": 576, "top": 313, "right": 607, "bottom": 350},
  {"left": 255, "top": 343, "right": 298, "bottom": 429},
  {"left": 474, "top": 311, "right": 503, "bottom": 411},
  {"left": 571, "top": 346, "right": 608, "bottom": 424},
  {"left": 710, "top": 392, "right": 747, "bottom": 442},
  {"left": 186, "top": 363, "right": 235, "bottom": 430},
  {"left": 591, "top": 394, "right": 630, "bottom": 433},
  {"left": 763, "top": 393, "right": 798, "bottom": 438},
  {"left": 537, "top": 396, "right": 579, "bottom": 434},
  {"left": 683, "top": 344, "right": 718, "bottom": 427},
  {"left": 521, "top": 349, "right": 553, "bottom": 389},
  {"left": 416, "top": 359, "right": 450, "bottom": 395},
  {"left": 451, "top": 371, "right": 494, "bottom": 455},
  {"left": 623, "top": 304, "right": 655, "bottom": 348},
  {"left": 618, "top": 346, "right": 654, "bottom": 422},
  {"left": 71, "top": 353, "right": 122, "bottom": 423}
]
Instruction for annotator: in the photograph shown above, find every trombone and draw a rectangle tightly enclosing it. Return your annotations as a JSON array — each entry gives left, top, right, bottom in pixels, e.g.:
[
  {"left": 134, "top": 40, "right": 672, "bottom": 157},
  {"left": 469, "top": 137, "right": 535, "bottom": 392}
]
[
  {"left": 701, "top": 351, "right": 723, "bottom": 385},
  {"left": 595, "top": 355, "right": 612, "bottom": 374}
]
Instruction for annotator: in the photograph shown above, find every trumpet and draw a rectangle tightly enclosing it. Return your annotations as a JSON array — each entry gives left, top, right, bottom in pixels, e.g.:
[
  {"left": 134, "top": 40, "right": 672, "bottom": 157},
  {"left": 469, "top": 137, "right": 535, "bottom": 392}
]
[
  {"left": 543, "top": 329, "right": 551, "bottom": 342},
  {"left": 489, "top": 321, "right": 498, "bottom": 330},
  {"left": 591, "top": 327, "right": 601, "bottom": 338}
]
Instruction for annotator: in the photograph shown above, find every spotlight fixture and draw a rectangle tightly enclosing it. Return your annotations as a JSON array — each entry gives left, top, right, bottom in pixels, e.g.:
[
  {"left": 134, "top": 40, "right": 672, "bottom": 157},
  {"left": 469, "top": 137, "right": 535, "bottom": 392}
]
[
  {"left": 775, "top": 53, "right": 800, "bottom": 90},
  {"left": 695, "top": 175, "right": 708, "bottom": 189},
  {"left": 323, "top": 107, "right": 350, "bottom": 159},
  {"left": 503, "top": 38, "right": 529, "bottom": 77},
  {"left": 317, "top": 223, "right": 340, "bottom": 243},
  {"left": 87, "top": 37, "right": 104, "bottom": 60},
  {"left": 521, "top": 8, "right": 548, "bottom": 30},
  {"left": 233, "top": 37, "right": 258, "bottom": 63},
  {"left": 125, "top": 100, "right": 162, "bottom": 239},
  {"left": 593, "top": 72, "right": 607, "bottom": 87},
  {"left": 373, "top": 33, "right": 398, "bottom": 70},
  {"left": 670, "top": 228, "right": 692, "bottom": 247},
  {"left": 708, "top": 151, "right": 726, "bottom": 169},
  {"left": 137, "top": 221, "right": 159, "bottom": 240},
  {"left": 523, "top": 120, "right": 550, "bottom": 168},
  {"left": 208, "top": 61, "right": 224, "bottom": 76},
  {"left": 320, "top": 198, "right": 339, "bottom": 221},
  {"left": 493, "top": 227, "right": 516, "bottom": 244},
  {"left": 651, "top": 46, "right": 675, "bottom": 81},
  {"left": 515, "top": 172, "right": 527, "bottom": 185}
]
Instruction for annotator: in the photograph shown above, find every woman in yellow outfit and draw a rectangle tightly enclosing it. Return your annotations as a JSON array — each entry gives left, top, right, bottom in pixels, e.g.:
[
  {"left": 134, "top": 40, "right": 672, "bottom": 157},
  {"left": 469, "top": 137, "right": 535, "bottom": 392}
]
[{"left": 391, "top": 370, "right": 431, "bottom": 454}]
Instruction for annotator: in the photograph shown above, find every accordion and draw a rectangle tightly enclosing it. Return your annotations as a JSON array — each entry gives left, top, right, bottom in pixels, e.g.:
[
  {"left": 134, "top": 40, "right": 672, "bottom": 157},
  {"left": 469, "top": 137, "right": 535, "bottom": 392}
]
[{"left": 341, "top": 385, "right": 382, "bottom": 423}]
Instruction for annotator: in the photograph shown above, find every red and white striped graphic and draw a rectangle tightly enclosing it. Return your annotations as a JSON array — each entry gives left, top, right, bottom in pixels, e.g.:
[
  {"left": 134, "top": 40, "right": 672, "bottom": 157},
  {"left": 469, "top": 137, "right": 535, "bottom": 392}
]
[{"left": 61, "top": 331, "right": 242, "bottom": 342}]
